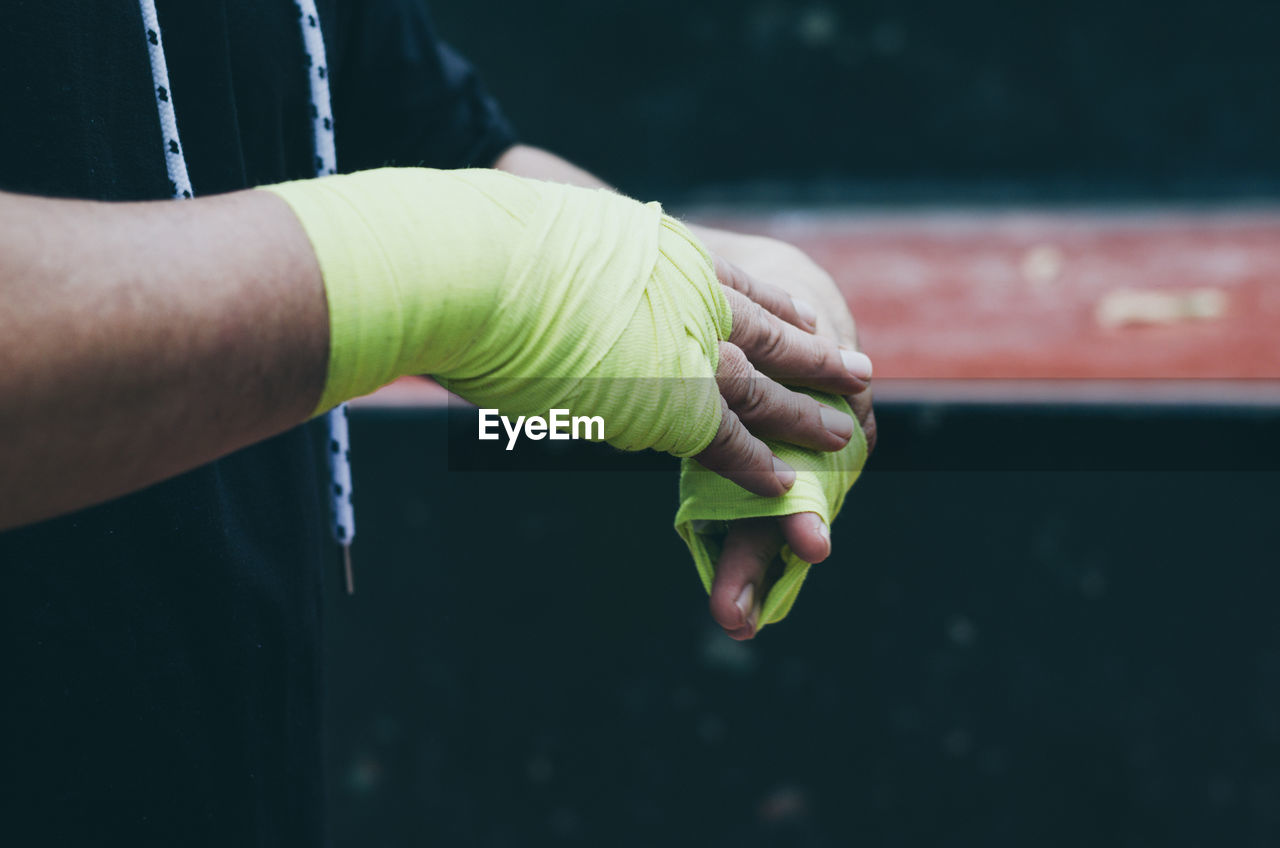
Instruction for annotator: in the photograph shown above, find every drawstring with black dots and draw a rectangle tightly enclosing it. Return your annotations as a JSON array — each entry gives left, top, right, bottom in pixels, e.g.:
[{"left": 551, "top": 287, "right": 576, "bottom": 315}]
[{"left": 138, "top": 0, "right": 357, "bottom": 592}]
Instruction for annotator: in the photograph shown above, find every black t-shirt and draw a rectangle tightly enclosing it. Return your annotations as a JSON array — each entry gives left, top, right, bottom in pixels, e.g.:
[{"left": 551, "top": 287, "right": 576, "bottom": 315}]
[{"left": 0, "top": 2, "right": 515, "bottom": 844}]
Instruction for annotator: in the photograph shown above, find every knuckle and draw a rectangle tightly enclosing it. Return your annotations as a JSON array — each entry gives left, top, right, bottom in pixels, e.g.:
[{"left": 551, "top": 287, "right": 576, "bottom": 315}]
[
  {"left": 810, "top": 338, "right": 840, "bottom": 379},
  {"left": 717, "top": 256, "right": 749, "bottom": 295},
  {"left": 760, "top": 280, "right": 792, "bottom": 312},
  {"left": 716, "top": 343, "right": 753, "bottom": 402},
  {"left": 799, "top": 395, "right": 825, "bottom": 430},
  {"left": 737, "top": 375, "right": 771, "bottom": 420},
  {"left": 756, "top": 312, "right": 788, "bottom": 361},
  {"left": 727, "top": 294, "right": 762, "bottom": 345},
  {"left": 703, "top": 404, "right": 742, "bottom": 459},
  {"left": 717, "top": 342, "right": 750, "bottom": 379},
  {"left": 724, "top": 288, "right": 753, "bottom": 329}
]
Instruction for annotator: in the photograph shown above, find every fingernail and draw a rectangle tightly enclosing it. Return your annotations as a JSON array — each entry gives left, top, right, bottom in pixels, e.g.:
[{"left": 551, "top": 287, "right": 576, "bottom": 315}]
[
  {"left": 791, "top": 297, "right": 818, "bottom": 329},
  {"left": 747, "top": 597, "right": 762, "bottom": 634},
  {"left": 772, "top": 456, "right": 796, "bottom": 490},
  {"left": 819, "top": 405, "right": 855, "bottom": 440},
  {"left": 815, "top": 520, "right": 831, "bottom": 558},
  {"left": 841, "top": 348, "right": 874, "bottom": 380},
  {"left": 816, "top": 519, "right": 830, "bottom": 542},
  {"left": 735, "top": 583, "right": 754, "bottom": 626}
]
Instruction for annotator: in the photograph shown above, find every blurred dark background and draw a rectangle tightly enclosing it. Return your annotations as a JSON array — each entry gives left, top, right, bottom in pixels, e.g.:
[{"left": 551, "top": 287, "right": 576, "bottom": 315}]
[
  {"left": 328, "top": 412, "right": 1280, "bottom": 847},
  {"left": 433, "top": 0, "right": 1280, "bottom": 203},
  {"left": 326, "top": 2, "right": 1280, "bottom": 846}
]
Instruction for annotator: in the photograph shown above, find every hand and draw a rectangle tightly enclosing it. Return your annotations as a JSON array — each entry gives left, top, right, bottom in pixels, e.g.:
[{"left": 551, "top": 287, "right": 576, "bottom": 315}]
[
  {"left": 701, "top": 253, "right": 873, "bottom": 496},
  {"left": 485, "top": 148, "right": 870, "bottom": 637},
  {"left": 692, "top": 225, "right": 877, "bottom": 640},
  {"left": 697, "top": 225, "right": 877, "bottom": 452},
  {"left": 706, "top": 514, "right": 833, "bottom": 640}
]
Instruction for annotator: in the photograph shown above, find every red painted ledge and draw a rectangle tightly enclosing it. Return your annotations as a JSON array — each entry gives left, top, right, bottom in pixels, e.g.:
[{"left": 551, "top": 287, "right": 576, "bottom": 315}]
[{"left": 354, "top": 207, "right": 1280, "bottom": 408}]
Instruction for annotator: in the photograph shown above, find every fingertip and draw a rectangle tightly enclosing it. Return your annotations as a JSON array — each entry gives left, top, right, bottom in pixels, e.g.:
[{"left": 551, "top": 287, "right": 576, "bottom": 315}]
[
  {"left": 845, "top": 376, "right": 872, "bottom": 395},
  {"left": 812, "top": 518, "right": 832, "bottom": 562},
  {"left": 736, "top": 582, "right": 754, "bottom": 620},
  {"left": 729, "top": 470, "right": 790, "bottom": 498},
  {"left": 710, "top": 579, "right": 752, "bottom": 631},
  {"left": 724, "top": 596, "right": 762, "bottom": 640},
  {"left": 790, "top": 297, "right": 819, "bottom": 332},
  {"left": 847, "top": 390, "right": 876, "bottom": 457},
  {"left": 781, "top": 512, "right": 831, "bottom": 563},
  {"left": 709, "top": 518, "right": 780, "bottom": 637},
  {"left": 840, "top": 348, "right": 874, "bottom": 381},
  {"left": 710, "top": 601, "right": 740, "bottom": 633},
  {"left": 718, "top": 460, "right": 794, "bottom": 498},
  {"left": 819, "top": 405, "right": 855, "bottom": 442},
  {"left": 772, "top": 456, "right": 796, "bottom": 491}
]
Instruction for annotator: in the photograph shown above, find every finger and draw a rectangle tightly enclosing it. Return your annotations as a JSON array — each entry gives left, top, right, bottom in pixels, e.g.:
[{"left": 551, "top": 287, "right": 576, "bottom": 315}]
[
  {"left": 724, "top": 288, "right": 873, "bottom": 395},
  {"left": 717, "top": 342, "right": 854, "bottom": 452},
  {"left": 847, "top": 383, "right": 877, "bottom": 456},
  {"left": 714, "top": 253, "right": 818, "bottom": 333},
  {"left": 709, "top": 518, "right": 781, "bottom": 640},
  {"left": 778, "top": 511, "right": 831, "bottom": 564},
  {"left": 694, "top": 397, "right": 796, "bottom": 497}
]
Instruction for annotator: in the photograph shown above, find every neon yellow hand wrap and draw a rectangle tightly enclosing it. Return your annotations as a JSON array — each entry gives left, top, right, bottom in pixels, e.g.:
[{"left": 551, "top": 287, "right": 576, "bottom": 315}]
[
  {"left": 674, "top": 392, "right": 867, "bottom": 630},
  {"left": 262, "top": 168, "right": 731, "bottom": 457}
]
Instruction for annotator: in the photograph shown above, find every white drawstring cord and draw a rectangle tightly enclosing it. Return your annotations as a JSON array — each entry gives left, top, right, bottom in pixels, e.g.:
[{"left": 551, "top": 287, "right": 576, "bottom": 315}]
[
  {"left": 137, "top": 1, "right": 193, "bottom": 200},
  {"left": 294, "top": 0, "right": 356, "bottom": 593},
  {"left": 138, "top": 0, "right": 357, "bottom": 591}
]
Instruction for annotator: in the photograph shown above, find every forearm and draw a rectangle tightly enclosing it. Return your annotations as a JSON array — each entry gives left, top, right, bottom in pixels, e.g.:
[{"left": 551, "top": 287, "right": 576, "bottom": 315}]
[
  {"left": 0, "top": 189, "right": 328, "bottom": 530},
  {"left": 493, "top": 144, "right": 612, "bottom": 191},
  {"left": 0, "top": 161, "right": 836, "bottom": 531}
]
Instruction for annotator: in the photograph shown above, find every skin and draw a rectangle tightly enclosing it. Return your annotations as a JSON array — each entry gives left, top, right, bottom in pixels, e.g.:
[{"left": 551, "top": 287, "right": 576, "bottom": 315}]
[
  {"left": 493, "top": 145, "right": 877, "bottom": 640},
  {"left": 0, "top": 172, "right": 866, "bottom": 533},
  {"left": 0, "top": 189, "right": 329, "bottom": 531},
  {"left": 693, "top": 226, "right": 877, "bottom": 640}
]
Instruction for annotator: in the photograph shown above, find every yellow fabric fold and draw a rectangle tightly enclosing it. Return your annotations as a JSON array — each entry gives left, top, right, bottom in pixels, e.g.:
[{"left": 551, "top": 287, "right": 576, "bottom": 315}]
[
  {"left": 261, "top": 168, "right": 731, "bottom": 457},
  {"left": 674, "top": 392, "right": 867, "bottom": 629},
  {"left": 264, "top": 165, "right": 864, "bottom": 626}
]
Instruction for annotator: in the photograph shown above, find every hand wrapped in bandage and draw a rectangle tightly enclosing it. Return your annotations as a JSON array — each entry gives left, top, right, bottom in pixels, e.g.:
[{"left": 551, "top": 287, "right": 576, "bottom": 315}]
[
  {"left": 262, "top": 168, "right": 867, "bottom": 491},
  {"left": 679, "top": 226, "right": 877, "bottom": 638}
]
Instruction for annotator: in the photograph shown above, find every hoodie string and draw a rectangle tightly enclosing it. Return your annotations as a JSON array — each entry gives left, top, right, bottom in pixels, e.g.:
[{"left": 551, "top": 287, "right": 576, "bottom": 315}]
[{"left": 138, "top": 0, "right": 357, "bottom": 592}]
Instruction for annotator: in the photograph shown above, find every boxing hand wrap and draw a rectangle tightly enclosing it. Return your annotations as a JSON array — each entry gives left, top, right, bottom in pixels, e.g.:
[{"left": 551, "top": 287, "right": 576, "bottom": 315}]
[
  {"left": 261, "top": 168, "right": 731, "bottom": 457},
  {"left": 675, "top": 392, "right": 867, "bottom": 630}
]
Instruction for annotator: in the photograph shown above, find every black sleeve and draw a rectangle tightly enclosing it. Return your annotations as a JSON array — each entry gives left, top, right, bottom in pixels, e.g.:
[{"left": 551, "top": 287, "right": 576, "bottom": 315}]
[{"left": 331, "top": 0, "right": 517, "bottom": 172}]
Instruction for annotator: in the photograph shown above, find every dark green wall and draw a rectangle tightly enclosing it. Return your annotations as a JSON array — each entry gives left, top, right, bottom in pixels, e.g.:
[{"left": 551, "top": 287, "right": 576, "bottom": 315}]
[
  {"left": 322, "top": 5, "right": 1280, "bottom": 842},
  {"left": 326, "top": 404, "right": 1280, "bottom": 846},
  {"left": 432, "top": 0, "right": 1280, "bottom": 203}
]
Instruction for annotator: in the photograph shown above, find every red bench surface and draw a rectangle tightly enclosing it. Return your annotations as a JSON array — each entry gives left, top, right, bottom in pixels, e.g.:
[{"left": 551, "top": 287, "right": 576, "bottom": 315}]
[{"left": 358, "top": 208, "right": 1280, "bottom": 407}]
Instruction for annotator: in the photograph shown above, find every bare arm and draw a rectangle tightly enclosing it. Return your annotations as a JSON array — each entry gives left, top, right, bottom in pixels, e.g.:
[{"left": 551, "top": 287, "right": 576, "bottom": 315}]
[
  {"left": 0, "top": 189, "right": 328, "bottom": 530},
  {"left": 0, "top": 174, "right": 858, "bottom": 533},
  {"left": 493, "top": 145, "right": 612, "bottom": 191}
]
